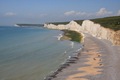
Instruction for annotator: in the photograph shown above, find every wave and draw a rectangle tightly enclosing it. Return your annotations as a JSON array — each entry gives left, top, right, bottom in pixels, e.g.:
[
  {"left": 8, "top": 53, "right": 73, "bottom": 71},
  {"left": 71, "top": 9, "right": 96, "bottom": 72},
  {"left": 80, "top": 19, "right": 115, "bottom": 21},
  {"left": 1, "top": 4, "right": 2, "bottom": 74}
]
[{"left": 53, "top": 34, "right": 63, "bottom": 40}]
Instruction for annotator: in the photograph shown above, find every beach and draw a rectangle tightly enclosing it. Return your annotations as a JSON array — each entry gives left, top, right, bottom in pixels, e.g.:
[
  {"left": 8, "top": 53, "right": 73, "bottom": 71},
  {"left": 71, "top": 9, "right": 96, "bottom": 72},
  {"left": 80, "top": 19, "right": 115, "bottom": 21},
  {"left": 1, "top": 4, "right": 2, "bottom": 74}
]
[{"left": 52, "top": 33, "right": 120, "bottom": 80}]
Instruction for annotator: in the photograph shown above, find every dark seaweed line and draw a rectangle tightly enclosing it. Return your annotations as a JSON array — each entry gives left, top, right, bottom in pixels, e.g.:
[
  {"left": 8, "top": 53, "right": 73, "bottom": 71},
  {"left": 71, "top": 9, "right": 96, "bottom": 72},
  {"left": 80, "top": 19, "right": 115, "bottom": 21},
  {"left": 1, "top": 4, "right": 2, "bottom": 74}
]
[{"left": 44, "top": 47, "right": 84, "bottom": 80}]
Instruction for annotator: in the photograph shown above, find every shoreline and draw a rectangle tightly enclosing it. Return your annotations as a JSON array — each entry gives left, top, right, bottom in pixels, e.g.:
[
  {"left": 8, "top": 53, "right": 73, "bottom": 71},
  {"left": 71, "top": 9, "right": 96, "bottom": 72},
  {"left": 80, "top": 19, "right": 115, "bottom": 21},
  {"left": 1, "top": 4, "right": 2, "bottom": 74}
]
[
  {"left": 44, "top": 31, "right": 84, "bottom": 80},
  {"left": 44, "top": 45, "right": 83, "bottom": 80},
  {"left": 65, "top": 34, "right": 103, "bottom": 80},
  {"left": 49, "top": 33, "right": 120, "bottom": 80},
  {"left": 50, "top": 33, "right": 103, "bottom": 80}
]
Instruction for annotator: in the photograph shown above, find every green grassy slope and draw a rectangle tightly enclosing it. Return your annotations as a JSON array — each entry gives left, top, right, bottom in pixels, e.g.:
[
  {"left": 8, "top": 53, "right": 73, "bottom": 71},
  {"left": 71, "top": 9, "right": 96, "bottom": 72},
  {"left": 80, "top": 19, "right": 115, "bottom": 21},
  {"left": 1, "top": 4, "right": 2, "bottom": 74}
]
[
  {"left": 91, "top": 16, "right": 120, "bottom": 31},
  {"left": 62, "top": 30, "right": 83, "bottom": 43}
]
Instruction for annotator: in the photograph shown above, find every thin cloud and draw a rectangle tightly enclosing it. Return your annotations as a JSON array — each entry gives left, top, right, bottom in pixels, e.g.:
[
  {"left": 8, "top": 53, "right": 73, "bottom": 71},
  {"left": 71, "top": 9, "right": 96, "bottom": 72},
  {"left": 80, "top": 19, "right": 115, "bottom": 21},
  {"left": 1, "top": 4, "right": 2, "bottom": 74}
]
[
  {"left": 64, "top": 10, "right": 87, "bottom": 16},
  {"left": 5, "top": 12, "right": 16, "bottom": 16},
  {"left": 64, "top": 11, "right": 76, "bottom": 16},
  {"left": 27, "top": 13, "right": 47, "bottom": 19},
  {"left": 39, "top": 14, "right": 47, "bottom": 17},
  {"left": 96, "top": 8, "right": 112, "bottom": 16},
  {"left": 64, "top": 8, "right": 113, "bottom": 18},
  {"left": 117, "top": 10, "right": 120, "bottom": 16}
]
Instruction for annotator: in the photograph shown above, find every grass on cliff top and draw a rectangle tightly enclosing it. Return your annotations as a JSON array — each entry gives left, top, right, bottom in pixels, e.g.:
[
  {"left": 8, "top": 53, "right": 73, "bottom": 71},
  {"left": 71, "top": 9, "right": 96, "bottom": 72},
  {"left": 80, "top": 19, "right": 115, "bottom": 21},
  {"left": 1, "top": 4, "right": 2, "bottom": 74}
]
[
  {"left": 61, "top": 30, "right": 82, "bottom": 43},
  {"left": 91, "top": 16, "right": 120, "bottom": 31},
  {"left": 49, "top": 22, "right": 69, "bottom": 25},
  {"left": 50, "top": 16, "right": 120, "bottom": 31},
  {"left": 49, "top": 20, "right": 83, "bottom": 25},
  {"left": 75, "top": 16, "right": 120, "bottom": 31}
]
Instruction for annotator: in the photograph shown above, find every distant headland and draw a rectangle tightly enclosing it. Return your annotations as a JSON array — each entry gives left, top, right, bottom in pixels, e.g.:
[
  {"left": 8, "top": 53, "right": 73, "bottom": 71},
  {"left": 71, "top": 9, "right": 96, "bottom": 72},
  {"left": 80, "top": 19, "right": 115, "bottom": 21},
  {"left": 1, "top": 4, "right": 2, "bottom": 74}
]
[{"left": 15, "top": 24, "right": 44, "bottom": 27}]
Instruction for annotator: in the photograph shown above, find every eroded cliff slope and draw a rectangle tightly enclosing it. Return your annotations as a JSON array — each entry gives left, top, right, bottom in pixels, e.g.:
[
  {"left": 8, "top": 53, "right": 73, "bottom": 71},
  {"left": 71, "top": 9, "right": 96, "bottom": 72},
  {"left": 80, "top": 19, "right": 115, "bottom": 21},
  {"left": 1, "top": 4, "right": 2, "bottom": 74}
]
[{"left": 82, "top": 20, "right": 120, "bottom": 45}]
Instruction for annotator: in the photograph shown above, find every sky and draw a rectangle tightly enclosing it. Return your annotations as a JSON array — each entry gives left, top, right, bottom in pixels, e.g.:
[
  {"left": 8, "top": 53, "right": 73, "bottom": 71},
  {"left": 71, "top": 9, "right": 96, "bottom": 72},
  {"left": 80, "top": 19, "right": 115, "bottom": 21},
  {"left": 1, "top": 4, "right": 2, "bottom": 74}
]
[{"left": 0, "top": 0, "right": 120, "bottom": 26}]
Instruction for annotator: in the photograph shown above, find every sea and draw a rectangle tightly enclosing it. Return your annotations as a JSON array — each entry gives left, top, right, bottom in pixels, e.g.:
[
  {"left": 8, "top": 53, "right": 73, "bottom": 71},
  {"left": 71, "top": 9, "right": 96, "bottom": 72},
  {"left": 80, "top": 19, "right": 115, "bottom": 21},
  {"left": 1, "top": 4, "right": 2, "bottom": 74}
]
[{"left": 0, "top": 26, "right": 82, "bottom": 80}]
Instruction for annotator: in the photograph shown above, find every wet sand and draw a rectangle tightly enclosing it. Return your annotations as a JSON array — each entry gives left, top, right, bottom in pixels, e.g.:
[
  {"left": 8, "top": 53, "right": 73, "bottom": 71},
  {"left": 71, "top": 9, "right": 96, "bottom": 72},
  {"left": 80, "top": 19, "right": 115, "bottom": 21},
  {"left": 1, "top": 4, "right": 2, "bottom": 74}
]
[{"left": 52, "top": 33, "right": 120, "bottom": 80}]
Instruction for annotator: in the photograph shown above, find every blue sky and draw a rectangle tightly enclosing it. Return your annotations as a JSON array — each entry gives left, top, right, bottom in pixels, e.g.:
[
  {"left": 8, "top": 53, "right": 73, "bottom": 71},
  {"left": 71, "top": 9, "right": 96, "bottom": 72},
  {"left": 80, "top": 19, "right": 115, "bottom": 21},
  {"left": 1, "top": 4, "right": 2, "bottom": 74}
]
[{"left": 0, "top": 0, "right": 120, "bottom": 25}]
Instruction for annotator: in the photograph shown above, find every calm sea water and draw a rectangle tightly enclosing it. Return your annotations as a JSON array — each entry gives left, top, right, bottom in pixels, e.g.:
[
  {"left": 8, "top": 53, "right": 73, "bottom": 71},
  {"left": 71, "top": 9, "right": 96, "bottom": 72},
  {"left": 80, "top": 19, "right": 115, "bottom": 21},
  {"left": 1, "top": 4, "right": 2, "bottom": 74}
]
[{"left": 0, "top": 26, "right": 82, "bottom": 80}]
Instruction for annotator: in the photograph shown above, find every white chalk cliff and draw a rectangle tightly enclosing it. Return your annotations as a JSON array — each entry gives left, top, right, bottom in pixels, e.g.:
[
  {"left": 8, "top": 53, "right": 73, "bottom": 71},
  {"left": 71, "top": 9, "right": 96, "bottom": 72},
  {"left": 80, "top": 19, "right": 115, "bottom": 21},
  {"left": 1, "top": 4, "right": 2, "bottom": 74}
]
[
  {"left": 44, "top": 20, "right": 120, "bottom": 45},
  {"left": 44, "top": 21, "right": 81, "bottom": 32}
]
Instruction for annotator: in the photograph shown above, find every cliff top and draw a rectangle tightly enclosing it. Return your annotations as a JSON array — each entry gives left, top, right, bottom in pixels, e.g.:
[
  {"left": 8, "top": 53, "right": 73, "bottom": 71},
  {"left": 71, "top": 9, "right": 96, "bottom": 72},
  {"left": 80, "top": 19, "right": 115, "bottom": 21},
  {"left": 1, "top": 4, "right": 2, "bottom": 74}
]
[
  {"left": 91, "top": 16, "right": 120, "bottom": 31},
  {"left": 49, "top": 16, "right": 120, "bottom": 31}
]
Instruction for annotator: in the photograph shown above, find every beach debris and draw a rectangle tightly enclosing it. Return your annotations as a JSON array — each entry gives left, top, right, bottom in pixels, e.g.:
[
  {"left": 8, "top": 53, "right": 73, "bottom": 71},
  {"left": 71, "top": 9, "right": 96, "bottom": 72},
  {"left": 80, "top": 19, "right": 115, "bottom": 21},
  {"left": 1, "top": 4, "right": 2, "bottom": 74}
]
[
  {"left": 56, "top": 68, "right": 62, "bottom": 72},
  {"left": 99, "top": 63, "right": 102, "bottom": 66},
  {"left": 76, "top": 48, "right": 82, "bottom": 52},
  {"left": 61, "top": 63, "right": 70, "bottom": 66},
  {"left": 44, "top": 76, "right": 53, "bottom": 80},
  {"left": 67, "top": 58, "right": 77, "bottom": 62},
  {"left": 66, "top": 60, "right": 76, "bottom": 63},
  {"left": 64, "top": 51, "right": 67, "bottom": 54},
  {"left": 44, "top": 71, "right": 58, "bottom": 80},
  {"left": 59, "top": 65, "right": 67, "bottom": 68},
  {"left": 98, "top": 54, "right": 101, "bottom": 57},
  {"left": 71, "top": 56, "right": 79, "bottom": 59},
  {"left": 93, "top": 58, "right": 96, "bottom": 60}
]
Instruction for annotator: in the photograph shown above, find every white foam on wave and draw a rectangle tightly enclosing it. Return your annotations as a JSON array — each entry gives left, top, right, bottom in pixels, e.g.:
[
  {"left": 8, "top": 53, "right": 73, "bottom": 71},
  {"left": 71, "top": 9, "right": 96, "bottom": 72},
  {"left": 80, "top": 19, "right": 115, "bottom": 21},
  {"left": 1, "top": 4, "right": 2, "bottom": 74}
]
[
  {"left": 53, "top": 34, "right": 63, "bottom": 40},
  {"left": 76, "top": 48, "right": 82, "bottom": 52},
  {"left": 70, "top": 42, "right": 74, "bottom": 48}
]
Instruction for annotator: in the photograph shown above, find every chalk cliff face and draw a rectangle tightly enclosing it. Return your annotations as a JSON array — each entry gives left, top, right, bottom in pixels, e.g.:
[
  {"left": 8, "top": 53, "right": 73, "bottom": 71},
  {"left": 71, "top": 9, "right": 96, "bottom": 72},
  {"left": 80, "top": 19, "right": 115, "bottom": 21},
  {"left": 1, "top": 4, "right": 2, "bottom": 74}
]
[
  {"left": 44, "top": 20, "right": 120, "bottom": 45},
  {"left": 82, "top": 20, "right": 120, "bottom": 45},
  {"left": 44, "top": 21, "right": 81, "bottom": 32}
]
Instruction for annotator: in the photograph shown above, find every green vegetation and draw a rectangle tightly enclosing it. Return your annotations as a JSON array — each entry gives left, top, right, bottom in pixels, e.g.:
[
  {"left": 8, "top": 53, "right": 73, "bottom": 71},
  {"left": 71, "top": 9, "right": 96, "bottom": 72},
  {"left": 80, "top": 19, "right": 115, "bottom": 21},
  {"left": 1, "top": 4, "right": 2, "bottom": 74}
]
[
  {"left": 74, "top": 16, "right": 120, "bottom": 31},
  {"left": 74, "top": 20, "right": 83, "bottom": 25},
  {"left": 61, "top": 30, "right": 82, "bottom": 43},
  {"left": 50, "top": 22, "right": 69, "bottom": 25},
  {"left": 91, "top": 16, "right": 120, "bottom": 31},
  {"left": 49, "top": 20, "right": 83, "bottom": 25}
]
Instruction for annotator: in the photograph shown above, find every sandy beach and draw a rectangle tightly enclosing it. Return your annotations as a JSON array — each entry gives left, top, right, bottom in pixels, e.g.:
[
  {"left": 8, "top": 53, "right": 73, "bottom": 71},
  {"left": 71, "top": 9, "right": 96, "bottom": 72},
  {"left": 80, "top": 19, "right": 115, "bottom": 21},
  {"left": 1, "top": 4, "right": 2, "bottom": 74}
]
[{"left": 52, "top": 33, "right": 120, "bottom": 80}]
